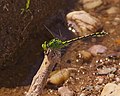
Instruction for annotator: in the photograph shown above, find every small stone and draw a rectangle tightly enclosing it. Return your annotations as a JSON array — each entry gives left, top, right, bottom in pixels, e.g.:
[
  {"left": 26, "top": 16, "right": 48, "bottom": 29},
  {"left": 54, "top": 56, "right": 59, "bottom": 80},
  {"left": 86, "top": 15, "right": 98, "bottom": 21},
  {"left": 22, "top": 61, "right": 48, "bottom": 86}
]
[
  {"left": 115, "top": 77, "right": 120, "bottom": 82},
  {"left": 81, "top": 0, "right": 103, "bottom": 10},
  {"left": 49, "top": 68, "right": 76, "bottom": 85},
  {"left": 106, "top": 7, "right": 119, "bottom": 14},
  {"left": 49, "top": 69, "right": 70, "bottom": 85},
  {"left": 114, "top": 17, "right": 120, "bottom": 22},
  {"left": 109, "top": 74, "right": 115, "bottom": 78},
  {"left": 80, "top": 93, "right": 86, "bottom": 96},
  {"left": 112, "top": 17, "right": 120, "bottom": 26},
  {"left": 49, "top": 89, "right": 53, "bottom": 93},
  {"left": 97, "top": 67, "right": 117, "bottom": 75},
  {"left": 24, "top": 91, "right": 27, "bottom": 95},
  {"left": 84, "top": 85, "right": 94, "bottom": 91},
  {"left": 94, "top": 85, "right": 102, "bottom": 91},
  {"left": 80, "top": 50, "right": 92, "bottom": 61},
  {"left": 88, "top": 45, "right": 107, "bottom": 56},
  {"left": 76, "top": 59, "right": 79, "bottom": 62},
  {"left": 96, "top": 76, "right": 104, "bottom": 84},
  {"left": 66, "top": 11, "right": 102, "bottom": 36},
  {"left": 58, "top": 86, "right": 74, "bottom": 96},
  {"left": 100, "top": 83, "right": 120, "bottom": 96},
  {"left": 106, "top": 52, "right": 120, "bottom": 60}
]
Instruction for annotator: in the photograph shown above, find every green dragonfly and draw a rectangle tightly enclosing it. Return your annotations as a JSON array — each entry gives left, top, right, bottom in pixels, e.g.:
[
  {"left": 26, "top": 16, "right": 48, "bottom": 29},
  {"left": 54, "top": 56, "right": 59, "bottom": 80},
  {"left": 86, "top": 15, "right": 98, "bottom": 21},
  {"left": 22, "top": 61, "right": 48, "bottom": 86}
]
[{"left": 42, "top": 29, "right": 108, "bottom": 52}]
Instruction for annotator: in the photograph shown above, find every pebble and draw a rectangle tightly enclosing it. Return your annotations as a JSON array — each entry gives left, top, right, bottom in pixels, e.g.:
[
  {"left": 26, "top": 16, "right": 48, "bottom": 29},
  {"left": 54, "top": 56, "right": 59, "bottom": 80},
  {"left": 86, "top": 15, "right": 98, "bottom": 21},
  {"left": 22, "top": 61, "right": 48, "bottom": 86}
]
[
  {"left": 58, "top": 86, "right": 74, "bottom": 96},
  {"left": 49, "top": 68, "right": 76, "bottom": 85},
  {"left": 80, "top": 50, "right": 92, "bottom": 61},
  {"left": 112, "top": 17, "right": 120, "bottom": 26},
  {"left": 94, "top": 85, "right": 102, "bottom": 91},
  {"left": 106, "top": 7, "right": 119, "bottom": 14},
  {"left": 66, "top": 11, "right": 102, "bottom": 36},
  {"left": 115, "top": 77, "right": 120, "bottom": 82},
  {"left": 114, "top": 17, "right": 120, "bottom": 22},
  {"left": 79, "top": 93, "right": 86, "bottom": 96},
  {"left": 100, "top": 83, "right": 120, "bottom": 96},
  {"left": 97, "top": 67, "right": 117, "bottom": 75},
  {"left": 81, "top": 0, "right": 103, "bottom": 10},
  {"left": 88, "top": 45, "right": 107, "bottom": 56},
  {"left": 96, "top": 76, "right": 104, "bottom": 84},
  {"left": 84, "top": 85, "right": 94, "bottom": 91},
  {"left": 106, "top": 52, "right": 120, "bottom": 60},
  {"left": 109, "top": 74, "right": 115, "bottom": 78}
]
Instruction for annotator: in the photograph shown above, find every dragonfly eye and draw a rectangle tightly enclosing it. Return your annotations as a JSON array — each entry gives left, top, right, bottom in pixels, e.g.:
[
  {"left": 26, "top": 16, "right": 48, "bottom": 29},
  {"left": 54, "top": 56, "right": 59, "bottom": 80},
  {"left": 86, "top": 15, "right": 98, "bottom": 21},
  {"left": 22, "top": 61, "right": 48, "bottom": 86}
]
[{"left": 42, "top": 41, "right": 48, "bottom": 51}]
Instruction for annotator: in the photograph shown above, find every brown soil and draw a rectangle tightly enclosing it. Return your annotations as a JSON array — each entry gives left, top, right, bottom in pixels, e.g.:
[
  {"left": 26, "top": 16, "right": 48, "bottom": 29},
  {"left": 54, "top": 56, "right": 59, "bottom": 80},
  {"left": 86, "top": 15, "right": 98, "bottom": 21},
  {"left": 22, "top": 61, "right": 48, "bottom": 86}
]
[
  {"left": 0, "top": 0, "right": 76, "bottom": 96},
  {"left": 0, "top": 0, "right": 120, "bottom": 96}
]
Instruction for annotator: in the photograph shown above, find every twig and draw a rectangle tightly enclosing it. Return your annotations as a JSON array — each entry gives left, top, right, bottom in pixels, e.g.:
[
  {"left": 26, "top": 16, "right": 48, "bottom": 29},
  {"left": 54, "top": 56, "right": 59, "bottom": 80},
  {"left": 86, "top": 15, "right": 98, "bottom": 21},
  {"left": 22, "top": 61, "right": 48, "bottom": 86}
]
[{"left": 26, "top": 49, "right": 61, "bottom": 96}]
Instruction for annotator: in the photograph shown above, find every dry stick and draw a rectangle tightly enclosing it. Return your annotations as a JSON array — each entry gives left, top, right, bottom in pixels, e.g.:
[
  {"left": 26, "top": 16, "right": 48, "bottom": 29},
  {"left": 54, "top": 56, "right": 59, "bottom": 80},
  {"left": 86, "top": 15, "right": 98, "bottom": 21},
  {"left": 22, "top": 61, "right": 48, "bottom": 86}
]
[{"left": 26, "top": 49, "right": 61, "bottom": 96}]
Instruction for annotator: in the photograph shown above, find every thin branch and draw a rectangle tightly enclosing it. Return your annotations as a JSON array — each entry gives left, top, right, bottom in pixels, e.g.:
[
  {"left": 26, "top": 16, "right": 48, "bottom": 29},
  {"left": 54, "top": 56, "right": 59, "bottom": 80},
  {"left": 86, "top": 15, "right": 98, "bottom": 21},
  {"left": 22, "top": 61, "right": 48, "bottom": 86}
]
[{"left": 26, "top": 49, "right": 61, "bottom": 96}]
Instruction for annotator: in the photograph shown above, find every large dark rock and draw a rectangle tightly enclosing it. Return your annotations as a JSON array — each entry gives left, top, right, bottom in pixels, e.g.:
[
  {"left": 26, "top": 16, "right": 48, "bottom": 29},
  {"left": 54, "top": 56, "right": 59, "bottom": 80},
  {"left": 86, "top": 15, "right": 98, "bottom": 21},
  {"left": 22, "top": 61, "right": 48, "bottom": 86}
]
[
  {"left": 0, "top": 0, "right": 77, "bottom": 87},
  {"left": 0, "top": 0, "right": 75, "bottom": 66}
]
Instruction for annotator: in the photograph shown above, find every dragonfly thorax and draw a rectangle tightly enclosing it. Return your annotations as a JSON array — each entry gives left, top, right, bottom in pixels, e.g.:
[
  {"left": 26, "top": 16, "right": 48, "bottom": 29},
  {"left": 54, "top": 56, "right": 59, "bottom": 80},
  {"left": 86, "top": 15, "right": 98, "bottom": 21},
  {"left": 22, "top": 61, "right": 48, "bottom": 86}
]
[
  {"left": 42, "top": 39, "right": 67, "bottom": 51},
  {"left": 47, "top": 39, "right": 67, "bottom": 49}
]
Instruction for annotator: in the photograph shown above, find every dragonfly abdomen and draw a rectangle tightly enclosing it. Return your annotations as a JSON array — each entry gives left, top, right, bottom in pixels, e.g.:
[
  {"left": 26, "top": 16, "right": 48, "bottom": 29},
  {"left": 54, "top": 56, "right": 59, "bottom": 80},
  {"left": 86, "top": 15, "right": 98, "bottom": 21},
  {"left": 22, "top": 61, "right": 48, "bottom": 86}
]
[{"left": 65, "top": 31, "right": 108, "bottom": 44}]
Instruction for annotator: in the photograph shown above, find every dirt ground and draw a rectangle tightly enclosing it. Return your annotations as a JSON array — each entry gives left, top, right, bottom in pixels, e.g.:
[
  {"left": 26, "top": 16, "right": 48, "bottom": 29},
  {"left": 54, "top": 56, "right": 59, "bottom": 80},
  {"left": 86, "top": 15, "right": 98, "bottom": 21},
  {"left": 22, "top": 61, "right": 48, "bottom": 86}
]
[
  {"left": 0, "top": 0, "right": 76, "bottom": 96},
  {"left": 0, "top": 0, "right": 120, "bottom": 96}
]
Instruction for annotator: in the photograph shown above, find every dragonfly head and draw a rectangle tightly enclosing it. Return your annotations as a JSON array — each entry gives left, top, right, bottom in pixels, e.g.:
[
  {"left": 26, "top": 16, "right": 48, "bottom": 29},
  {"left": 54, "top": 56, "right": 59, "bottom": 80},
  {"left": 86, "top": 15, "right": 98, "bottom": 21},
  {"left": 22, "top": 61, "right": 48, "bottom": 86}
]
[{"left": 42, "top": 41, "right": 48, "bottom": 51}]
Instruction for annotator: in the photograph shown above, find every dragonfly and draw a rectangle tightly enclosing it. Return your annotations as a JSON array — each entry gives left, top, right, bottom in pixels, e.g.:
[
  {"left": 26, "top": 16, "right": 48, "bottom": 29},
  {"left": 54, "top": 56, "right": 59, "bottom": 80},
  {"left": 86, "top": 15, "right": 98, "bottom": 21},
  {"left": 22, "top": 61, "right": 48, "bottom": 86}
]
[{"left": 42, "top": 27, "right": 108, "bottom": 52}]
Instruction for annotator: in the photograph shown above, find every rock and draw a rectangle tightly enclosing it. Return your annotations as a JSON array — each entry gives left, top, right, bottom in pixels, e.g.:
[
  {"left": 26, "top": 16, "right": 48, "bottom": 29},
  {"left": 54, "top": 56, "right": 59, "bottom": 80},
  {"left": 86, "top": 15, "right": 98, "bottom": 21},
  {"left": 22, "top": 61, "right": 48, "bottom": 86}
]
[
  {"left": 58, "top": 86, "right": 74, "bottom": 96},
  {"left": 97, "top": 67, "right": 117, "bottom": 75},
  {"left": 80, "top": 50, "right": 92, "bottom": 61},
  {"left": 115, "top": 77, "right": 120, "bottom": 82},
  {"left": 81, "top": 0, "right": 103, "bottom": 10},
  {"left": 79, "top": 93, "right": 86, "bottom": 96},
  {"left": 96, "top": 76, "right": 104, "bottom": 84},
  {"left": 112, "top": 17, "right": 120, "bottom": 26},
  {"left": 88, "top": 45, "right": 107, "bottom": 56},
  {"left": 106, "top": 7, "right": 119, "bottom": 14},
  {"left": 108, "top": 74, "right": 115, "bottom": 78},
  {"left": 66, "top": 11, "right": 102, "bottom": 36},
  {"left": 94, "top": 85, "right": 102, "bottom": 91},
  {"left": 84, "top": 85, "right": 94, "bottom": 91},
  {"left": 100, "top": 83, "right": 120, "bottom": 96},
  {"left": 106, "top": 52, "right": 120, "bottom": 60},
  {"left": 49, "top": 69, "right": 70, "bottom": 85},
  {"left": 48, "top": 68, "right": 76, "bottom": 85}
]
